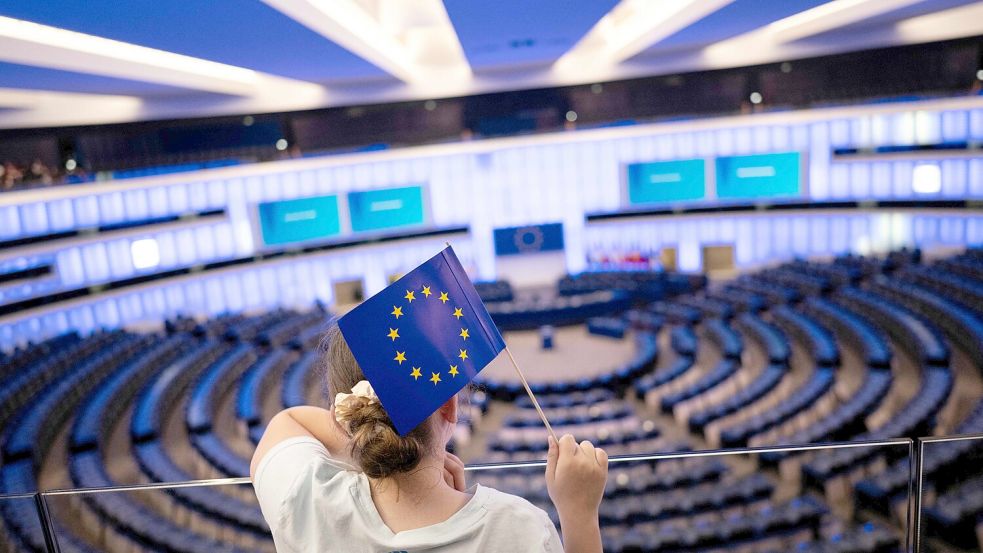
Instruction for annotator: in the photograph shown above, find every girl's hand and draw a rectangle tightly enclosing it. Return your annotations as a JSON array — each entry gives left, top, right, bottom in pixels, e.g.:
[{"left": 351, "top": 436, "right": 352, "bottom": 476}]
[
  {"left": 442, "top": 451, "right": 467, "bottom": 492},
  {"left": 545, "top": 434, "right": 608, "bottom": 518}
]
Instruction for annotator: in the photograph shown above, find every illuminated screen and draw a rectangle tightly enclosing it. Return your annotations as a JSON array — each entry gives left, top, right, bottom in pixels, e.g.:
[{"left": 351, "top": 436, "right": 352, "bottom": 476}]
[
  {"left": 715, "top": 152, "right": 802, "bottom": 200},
  {"left": 348, "top": 186, "right": 426, "bottom": 232},
  {"left": 257, "top": 195, "right": 340, "bottom": 246},
  {"left": 494, "top": 223, "right": 564, "bottom": 256},
  {"left": 626, "top": 159, "right": 706, "bottom": 205}
]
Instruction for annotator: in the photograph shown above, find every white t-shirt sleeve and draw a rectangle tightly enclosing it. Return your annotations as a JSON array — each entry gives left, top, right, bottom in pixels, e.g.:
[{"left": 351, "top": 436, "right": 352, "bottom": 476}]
[{"left": 253, "top": 436, "right": 338, "bottom": 526}]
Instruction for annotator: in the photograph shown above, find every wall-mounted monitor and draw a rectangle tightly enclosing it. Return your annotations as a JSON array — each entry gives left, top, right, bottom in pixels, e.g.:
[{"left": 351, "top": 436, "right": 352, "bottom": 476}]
[
  {"left": 494, "top": 222, "right": 565, "bottom": 256},
  {"left": 625, "top": 159, "right": 706, "bottom": 205},
  {"left": 714, "top": 152, "right": 803, "bottom": 200},
  {"left": 257, "top": 194, "right": 340, "bottom": 246},
  {"left": 347, "top": 186, "right": 426, "bottom": 233}
]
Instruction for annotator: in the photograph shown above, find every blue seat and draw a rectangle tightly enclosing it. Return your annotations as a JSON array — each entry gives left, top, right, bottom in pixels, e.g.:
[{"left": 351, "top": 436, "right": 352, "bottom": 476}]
[
  {"left": 735, "top": 313, "right": 790, "bottom": 366},
  {"left": 704, "top": 319, "right": 742, "bottom": 360},
  {"left": 770, "top": 306, "right": 839, "bottom": 367}
]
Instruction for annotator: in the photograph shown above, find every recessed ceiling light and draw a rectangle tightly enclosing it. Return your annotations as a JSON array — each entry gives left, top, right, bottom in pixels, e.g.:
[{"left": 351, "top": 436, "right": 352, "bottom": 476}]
[
  {"left": 590, "top": 83, "right": 604, "bottom": 94},
  {"left": 749, "top": 92, "right": 763, "bottom": 104},
  {"left": 131, "top": 238, "right": 160, "bottom": 270},
  {"left": 275, "top": 138, "right": 288, "bottom": 151},
  {"left": 243, "top": 115, "right": 255, "bottom": 126},
  {"left": 65, "top": 159, "right": 77, "bottom": 171},
  {"left": 912, "top": 164, "right": 941, "bottom": 194},
  {"left": 424, "top": 100, "right": 437, "bottom": 111},
  {"left": 565, "top": 110, "right": 578, "bottom": 122},
  {"left": 780, "top": 62, "right": 792, "bottom": 73}
]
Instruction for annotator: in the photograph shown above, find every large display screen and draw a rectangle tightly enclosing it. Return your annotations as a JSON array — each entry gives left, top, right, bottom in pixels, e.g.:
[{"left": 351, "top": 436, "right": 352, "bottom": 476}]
[
  {"left": 494, "top": 223, "right": 565, "bottom": 256},
  {"left": 348, "top": 186, "right": 426, "bottom": 233},
  {"left": 626, "top": 159, "right": 706, "bottom": 205},
  {"left": 715, "top": 152, "right": 802, "bottom": 200},
  {"left": 257, "top": 195, "right": 340, "bottom": 246}
]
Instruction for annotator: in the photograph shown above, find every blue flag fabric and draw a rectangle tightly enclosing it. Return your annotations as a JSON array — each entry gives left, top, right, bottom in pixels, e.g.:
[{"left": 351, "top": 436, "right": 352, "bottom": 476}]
[{"left": 338, "top": 246, "right": 506, "bottom": 436}]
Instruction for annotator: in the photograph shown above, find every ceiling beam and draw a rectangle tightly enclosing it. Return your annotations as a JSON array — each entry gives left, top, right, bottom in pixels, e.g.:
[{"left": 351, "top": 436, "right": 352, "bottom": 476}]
[
  {"left": 260, "top": 0, "right": 470, "bottom": 87},
  {"left": 554, "top": 0, "right": 737, "bottom": 73},
  {"left": 0, "top": 16, "right": 321, "bottom": 97},
  {"left": 767, "top": 0, "right": 924, "bottom": 44}
]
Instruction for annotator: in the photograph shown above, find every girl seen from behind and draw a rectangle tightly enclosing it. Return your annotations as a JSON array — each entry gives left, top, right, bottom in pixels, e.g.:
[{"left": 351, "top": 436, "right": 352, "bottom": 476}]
[{"left": 251, "top": 324, "right": 609, "bottom": 552}]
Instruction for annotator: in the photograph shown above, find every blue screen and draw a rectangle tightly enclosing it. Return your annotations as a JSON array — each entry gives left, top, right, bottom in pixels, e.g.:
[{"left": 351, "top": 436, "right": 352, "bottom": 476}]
[
  {"left": 348, "top": 186, "right": 426, "bottom": 233},
  {"left": 257, "top": 195, "right": 340, "bottom": 246},
  {"left": 494, "top": 223, "right": 565, "bottom": 256},
  {"left": 715, "top": 152, "right": 802, "bottom": 200},
  {"left": 626, "top": 159, "right": 706, "bottom": 205}
]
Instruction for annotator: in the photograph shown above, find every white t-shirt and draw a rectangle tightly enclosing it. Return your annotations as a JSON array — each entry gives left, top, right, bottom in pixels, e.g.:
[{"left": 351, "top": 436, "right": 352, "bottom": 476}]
[{"left": 254, "top": 437, "right": 563, "bottom": 553}]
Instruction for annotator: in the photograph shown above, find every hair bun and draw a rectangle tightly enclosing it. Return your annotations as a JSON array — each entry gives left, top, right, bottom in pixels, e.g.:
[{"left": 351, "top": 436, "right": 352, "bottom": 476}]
[{"left": 346, "top": 400, "right": 427, "bottom": 478}]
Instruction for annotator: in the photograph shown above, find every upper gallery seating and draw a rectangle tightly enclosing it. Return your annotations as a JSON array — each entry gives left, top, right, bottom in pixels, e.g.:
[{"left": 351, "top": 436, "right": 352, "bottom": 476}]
[{"left": 1, "top": 248, "right": 980, "bottom": 552}]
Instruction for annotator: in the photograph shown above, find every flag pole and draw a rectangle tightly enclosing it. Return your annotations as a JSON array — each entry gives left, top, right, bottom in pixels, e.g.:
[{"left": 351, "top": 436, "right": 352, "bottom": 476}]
[{"left": 505, "top": 347, "right": 558, "bottom": 443}]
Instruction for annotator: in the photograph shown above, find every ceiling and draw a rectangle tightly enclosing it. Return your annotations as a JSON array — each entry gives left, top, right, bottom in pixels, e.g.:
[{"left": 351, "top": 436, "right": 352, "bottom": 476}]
[{"left": 0, "top": 0, "right": 979, "bottom": 128}]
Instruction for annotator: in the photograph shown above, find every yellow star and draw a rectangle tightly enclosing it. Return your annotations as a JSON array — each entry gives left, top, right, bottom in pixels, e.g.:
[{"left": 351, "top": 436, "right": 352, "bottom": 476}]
[
  {"left": 448, "top": 364, "right": 459, "bottom": 377},
  {"left": 421, "top": 285, "right": 432, "bottom": 298},
  {"left": 452, "top": 307, "right": 463, "bottom": 319},
  {"left": 458, "top": 349, "right": 468, "bottom": 361},
  {"left": 430, "top": 372, "right": 441, "bottom": 385},
  {"left": 404, "top": 290, "right": 416, "bottom": 303},
  {"left": 410, "top": 367, "right": 422, "bottom": 380},
  {"left": 438, "top": 292, "right": 449, "bottom": 303},
  {"left": 391, "top": 306, "right": 403, "bottom": 319},
  {"left": 394, "top": 351, "right": 406, "bottom": 365},
  {"left": 387, "top": 328, "right": 399, "bottom": 341},
  {"left": 459, "top": 328, "right": 469, "bottom": 340}
]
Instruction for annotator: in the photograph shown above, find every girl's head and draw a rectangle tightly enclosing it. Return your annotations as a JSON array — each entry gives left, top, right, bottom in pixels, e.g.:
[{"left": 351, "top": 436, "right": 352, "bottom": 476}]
[{"left": 321, "top": 323, "right": 456, "bottom": 479}]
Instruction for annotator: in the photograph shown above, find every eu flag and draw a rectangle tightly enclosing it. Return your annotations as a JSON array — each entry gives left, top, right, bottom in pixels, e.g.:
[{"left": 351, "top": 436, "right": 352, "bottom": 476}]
[{"left": 338, "top": 246, "right": 506, "bottom": 436}]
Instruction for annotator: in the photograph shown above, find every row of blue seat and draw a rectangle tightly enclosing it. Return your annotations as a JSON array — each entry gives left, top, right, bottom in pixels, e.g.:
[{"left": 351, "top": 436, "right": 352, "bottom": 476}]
[
  {"left": 131, "top": 341, "right": 227, "bottom": 443},
  {"left": 770, "top": 306, "right": 839, "bottom": 367},
  {"left": 720, "top": 368, "right": 836, "bottom": 448},
  {"left": 72, "top": 335, "right": 191, "bottom": 452},
  {"left": 236, "top": 348, "right": 295, "bottom": 428},
  {"left": 69, "top": 452, "right": 261, "bottom": 553},
  {"left": 602, "top": 496, "right": 827, "bottom": 553},
  {"left": 598, "top": 473, "right": 773, "bottom": 525},
  {"left": 802, "top": 367, "right": 953, "bottom": 486},
  {"left": 856, "top": 399, "right": 983, "bottom": 513},
  {"left": 133, "top": 441, "right": 265, "bottom": 534},
  {"left": 661, "top": 359, "right": 739, "bottom": 412},
  {"left": 486, "top": 290, "right": 633, "bottom": 330},
  {"left": 688, "top": 364, "right": 787, "bottom": 433},
  {"left": 482, "top": 331, "right": 658, "bottom": 400},
  {"left": 0, "top": 332, "right": 111, "bottom": 435},
  {"left": 735, "top": 313, "right": 790, "bottom": 366},
  {"left": 836, "top": 287, "right": 950, "bottom": 366},
  {"left": 803, "top": 298, "right": 891, "bottom": 369},
  {"left": 3, "top": 333, "right": 147, "bottom": 466},
  {"left": 871, "top": 278, "right": 983, "bottom": 369},
  {"left": 703, "top": 319, "right": 743, "bottom": 360}
]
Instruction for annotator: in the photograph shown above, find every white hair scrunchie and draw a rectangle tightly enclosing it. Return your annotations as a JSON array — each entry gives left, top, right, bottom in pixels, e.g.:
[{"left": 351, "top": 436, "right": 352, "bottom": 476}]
[{"left": 334, "top": 380, "right": 379, "bottom": 431}]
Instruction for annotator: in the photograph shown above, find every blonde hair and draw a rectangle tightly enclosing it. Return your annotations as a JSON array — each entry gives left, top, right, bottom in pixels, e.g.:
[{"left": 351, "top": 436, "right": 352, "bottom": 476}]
[{"left": 321, "top": 323, "right": 434, "bottom": 478}]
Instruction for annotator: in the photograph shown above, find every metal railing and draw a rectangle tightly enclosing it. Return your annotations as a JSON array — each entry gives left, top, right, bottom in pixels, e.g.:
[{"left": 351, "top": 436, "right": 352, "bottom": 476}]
[{"left": 3, "top": 434, "right": 981, "bottom": 553}]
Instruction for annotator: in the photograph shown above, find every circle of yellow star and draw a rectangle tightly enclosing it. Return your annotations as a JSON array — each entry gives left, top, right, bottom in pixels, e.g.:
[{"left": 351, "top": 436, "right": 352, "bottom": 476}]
[
  {"left": 458, "top": 349, "right": 468, "bottom": 361},
  {"left": 421, "top": 285, "right": 432, "bottom": 298},
  {"left": 448, "top": 364, "right": 459, "bottom": 377},
  {"left": 391, "top": 306, "right": 403, "bottom": 319},
  {"left": 452, "top": 307, "right": 463, "bottom": 319},
  {"left": 430, "top": 372, "right": 441, "bottom": 385},
  {"left": 387, "top": 328, "right": 399, "bottom": 341},
  {"left": 410, "top": 367, "right": 422, "bottom": 380},
  {"left": 459, "top": 328, "right": 469, "bottom": 340},
  {"left": 404, "top": 290, "right": 416, "bottom": 302},
  {"left": 394, "top": 351, "right": 406, "bottom": 365}
]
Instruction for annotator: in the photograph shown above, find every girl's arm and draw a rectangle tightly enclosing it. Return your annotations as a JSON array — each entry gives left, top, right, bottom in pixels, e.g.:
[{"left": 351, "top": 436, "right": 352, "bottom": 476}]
[
  {"left": 546, "top": 434, "right": 609, "bottom": 553},
  {"left": 249, "top": 406, "right": 351, "bottom": 480}
]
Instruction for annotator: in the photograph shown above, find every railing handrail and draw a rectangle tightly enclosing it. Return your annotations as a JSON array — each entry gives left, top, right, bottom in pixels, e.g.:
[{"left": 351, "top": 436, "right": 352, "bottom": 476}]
[{"left": 13, "top": 436, "right": 913, "bottom": 497}]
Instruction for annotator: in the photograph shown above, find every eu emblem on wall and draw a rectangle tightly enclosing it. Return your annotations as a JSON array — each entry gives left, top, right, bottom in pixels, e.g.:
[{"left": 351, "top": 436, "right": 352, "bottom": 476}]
[{"left": 338, "top": 246, "right": 506, "bottom": 436}]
